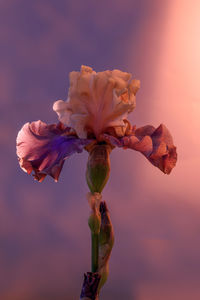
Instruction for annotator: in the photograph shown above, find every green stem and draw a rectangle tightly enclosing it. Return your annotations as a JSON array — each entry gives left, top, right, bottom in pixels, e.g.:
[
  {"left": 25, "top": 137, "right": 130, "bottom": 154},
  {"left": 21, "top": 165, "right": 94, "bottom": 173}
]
[{"left": 91, "top": 232, "right": 99, "bottom": 272}]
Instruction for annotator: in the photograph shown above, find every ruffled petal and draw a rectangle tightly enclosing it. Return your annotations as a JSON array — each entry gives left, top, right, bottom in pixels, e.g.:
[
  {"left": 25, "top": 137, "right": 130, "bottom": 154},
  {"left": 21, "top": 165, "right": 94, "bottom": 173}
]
[
  {"left": 120, "top": 124, "right": 177, "bottom": 174},
  {"left": 16, "top": 120, "right": 91, "bottom": 182},
  {"left": 52, "top": 100, "right": 72, "bottom": 125},
  {"left": 53, "top": 65, "right": 140, "bottom": 139}
]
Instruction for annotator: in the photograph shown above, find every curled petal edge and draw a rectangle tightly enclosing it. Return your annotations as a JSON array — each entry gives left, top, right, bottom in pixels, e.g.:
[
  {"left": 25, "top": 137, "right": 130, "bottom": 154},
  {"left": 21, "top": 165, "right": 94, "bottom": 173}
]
[
  {"left": 16, "top": 120, "right": 92, "bottom": 182},
  {"left": 109, "top": 124, "right": 177, "bottom": 174}
]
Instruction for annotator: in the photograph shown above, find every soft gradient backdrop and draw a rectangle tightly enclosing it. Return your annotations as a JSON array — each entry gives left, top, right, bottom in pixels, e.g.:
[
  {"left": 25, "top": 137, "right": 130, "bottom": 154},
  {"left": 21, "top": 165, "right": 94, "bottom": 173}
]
[{"left": 1, "top": 1, "right": 200, "bottom": 299}]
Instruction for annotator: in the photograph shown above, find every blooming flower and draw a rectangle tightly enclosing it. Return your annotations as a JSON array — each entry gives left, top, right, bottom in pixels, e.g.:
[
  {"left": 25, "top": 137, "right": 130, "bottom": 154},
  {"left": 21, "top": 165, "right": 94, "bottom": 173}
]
[{"left": 16, "top": 65, "right": 177, "bottom": 182}]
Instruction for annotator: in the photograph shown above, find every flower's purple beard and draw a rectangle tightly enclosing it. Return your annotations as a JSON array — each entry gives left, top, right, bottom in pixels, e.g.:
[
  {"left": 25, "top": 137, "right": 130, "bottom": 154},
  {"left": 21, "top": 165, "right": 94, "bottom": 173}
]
[
  {"left": 114, "top": 124, "right": 177, "bottom": 174},
  {"left": 16, "top": 120, "right": 92, "bottom": 182}
]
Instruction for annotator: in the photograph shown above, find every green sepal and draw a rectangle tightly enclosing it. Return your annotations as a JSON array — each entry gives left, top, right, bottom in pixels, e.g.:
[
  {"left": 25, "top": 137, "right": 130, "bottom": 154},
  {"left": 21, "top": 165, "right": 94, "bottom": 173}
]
[
  {"left": 86, "top": 144, "right": 111, "bottom": 193},
  {"left": 86, "top": 164, "right": 110, "bottom": 193}
]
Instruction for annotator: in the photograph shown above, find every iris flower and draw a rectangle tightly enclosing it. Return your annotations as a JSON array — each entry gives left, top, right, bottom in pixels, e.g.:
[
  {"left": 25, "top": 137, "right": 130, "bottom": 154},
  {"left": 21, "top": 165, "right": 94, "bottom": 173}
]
[{"left": 16, "top": 65, "right": 177, "bottom": 182}]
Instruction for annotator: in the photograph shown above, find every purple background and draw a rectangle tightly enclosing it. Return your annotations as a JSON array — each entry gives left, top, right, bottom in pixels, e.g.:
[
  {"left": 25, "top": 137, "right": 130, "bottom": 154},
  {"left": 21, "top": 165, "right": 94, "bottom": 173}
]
[{"left": 1, "top": 1, "right": 200, "bottom": 299}]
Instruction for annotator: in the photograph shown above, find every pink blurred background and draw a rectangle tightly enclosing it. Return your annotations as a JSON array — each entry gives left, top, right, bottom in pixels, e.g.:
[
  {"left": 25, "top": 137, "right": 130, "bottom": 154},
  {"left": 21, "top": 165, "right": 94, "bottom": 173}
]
[{"left": 1, "top": 0, "right": 200, "bottom": 299}]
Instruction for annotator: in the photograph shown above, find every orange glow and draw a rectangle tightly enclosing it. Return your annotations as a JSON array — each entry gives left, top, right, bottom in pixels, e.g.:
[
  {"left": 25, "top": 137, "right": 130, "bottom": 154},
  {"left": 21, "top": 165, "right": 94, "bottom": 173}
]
[{"left": 134, "top": 0, "right": 200, "bottom": 202}]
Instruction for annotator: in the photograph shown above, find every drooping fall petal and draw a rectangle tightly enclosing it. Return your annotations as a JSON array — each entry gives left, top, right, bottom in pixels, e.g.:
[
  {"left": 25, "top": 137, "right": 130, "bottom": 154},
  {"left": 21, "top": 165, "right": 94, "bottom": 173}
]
[
  {"left": 16, "top": 120, "right": 91, "bottom": 182},
  {"left": 112, "top": 124, "right": 177, "bottom": 174}
]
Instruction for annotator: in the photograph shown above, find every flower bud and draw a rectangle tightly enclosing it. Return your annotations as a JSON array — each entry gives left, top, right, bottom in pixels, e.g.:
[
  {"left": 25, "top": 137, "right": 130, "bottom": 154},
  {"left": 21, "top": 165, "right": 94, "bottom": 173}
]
[
  {"left": 98, "top": 201, "right": 114, "bottom": 292},
  {"left": 86, "top": 144, "right": 111, "bottom": 193},
  {"left": 99, "top": 202, "right": 114, "bottom": 250}
]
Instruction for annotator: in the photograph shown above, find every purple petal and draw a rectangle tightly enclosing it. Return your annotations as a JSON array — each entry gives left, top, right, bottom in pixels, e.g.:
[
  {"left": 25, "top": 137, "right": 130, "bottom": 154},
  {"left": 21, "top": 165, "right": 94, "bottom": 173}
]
[
  {"left": 16, "top": 120, "right": 92, "bottom": 182},
  {"left": 120, "top": 124, "right": 177, "bottom": 174}
]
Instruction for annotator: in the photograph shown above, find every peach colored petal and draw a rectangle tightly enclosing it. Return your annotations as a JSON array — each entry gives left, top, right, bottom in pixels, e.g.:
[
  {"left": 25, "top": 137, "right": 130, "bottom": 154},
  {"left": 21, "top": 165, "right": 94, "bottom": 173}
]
[{"left": 53, "top": 65, "right": 140, "bottom": 139}]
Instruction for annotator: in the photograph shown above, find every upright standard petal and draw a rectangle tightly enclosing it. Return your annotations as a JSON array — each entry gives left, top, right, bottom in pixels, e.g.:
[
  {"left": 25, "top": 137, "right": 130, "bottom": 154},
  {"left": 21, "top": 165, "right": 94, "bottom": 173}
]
[
  {"left": 16, "top": 121, "right": 91, "bottom": 182},
  {"left": 119, "top": 124, "right": 177, "bottom": 174},
  {"left": 53, "top": 65, "right": 140, "bottom": 139}
]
